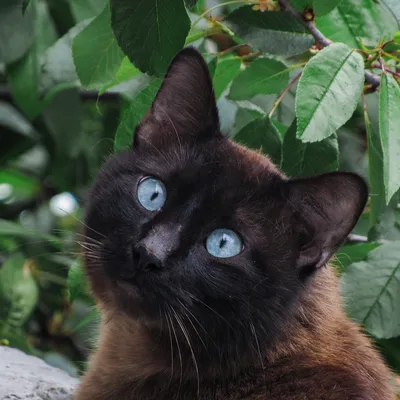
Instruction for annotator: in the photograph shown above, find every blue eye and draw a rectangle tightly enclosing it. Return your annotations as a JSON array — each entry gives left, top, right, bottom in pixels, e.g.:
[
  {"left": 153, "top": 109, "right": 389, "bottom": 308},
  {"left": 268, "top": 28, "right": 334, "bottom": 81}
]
[
  {"left": 137, "top": 177, "right": 166, "bottom": 211},
  {"left": 206, "top": 229, "right": 243, "bottom": 258}
]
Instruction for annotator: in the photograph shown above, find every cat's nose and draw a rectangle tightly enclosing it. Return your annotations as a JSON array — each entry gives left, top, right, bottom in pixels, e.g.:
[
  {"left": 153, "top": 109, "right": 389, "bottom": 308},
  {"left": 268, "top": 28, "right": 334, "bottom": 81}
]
[
  {"left": 135, "top": 245, "right": 163, "bottom": 271},
  {"left": 134, "top": 223, "right": 181, "bottom": 271}
]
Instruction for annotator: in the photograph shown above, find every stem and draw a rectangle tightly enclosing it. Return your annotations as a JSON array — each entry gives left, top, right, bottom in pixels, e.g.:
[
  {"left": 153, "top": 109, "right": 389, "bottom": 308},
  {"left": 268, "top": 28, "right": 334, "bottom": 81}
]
[
  {"left": 268, "top": 71, "right": 302, "bottom": 118},
  {"left": 278, "top": 0, "right": 381, "bottom": 88},
  {"left": 192, "top": 0, "right": 253, "bottom": 28},
  {"left": 185, "top": 27, "right": 220, "bottom": 45}
]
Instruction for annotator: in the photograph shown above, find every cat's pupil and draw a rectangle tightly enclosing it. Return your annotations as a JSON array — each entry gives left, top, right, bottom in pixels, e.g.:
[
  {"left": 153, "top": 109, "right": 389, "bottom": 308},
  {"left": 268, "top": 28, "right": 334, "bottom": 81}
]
[
  {"left": 219, "top": 237, "right": 227, "bottom": 249},
  {"left": 150, "top": 191, "right": 159, "bottom": 201}
]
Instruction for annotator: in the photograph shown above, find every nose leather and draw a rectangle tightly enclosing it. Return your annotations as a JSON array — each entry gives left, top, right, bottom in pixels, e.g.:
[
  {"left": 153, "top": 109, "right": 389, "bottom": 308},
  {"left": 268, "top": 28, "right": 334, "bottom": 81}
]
[{"left": 135, "top": 224, "right": 181, "bottom": 270}]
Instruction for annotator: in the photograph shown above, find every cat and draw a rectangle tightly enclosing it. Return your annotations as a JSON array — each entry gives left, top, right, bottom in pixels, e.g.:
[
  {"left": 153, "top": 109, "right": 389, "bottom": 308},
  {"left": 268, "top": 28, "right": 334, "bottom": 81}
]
[{"left": 74, "top": 47, "right": 395, "bottom": 400}]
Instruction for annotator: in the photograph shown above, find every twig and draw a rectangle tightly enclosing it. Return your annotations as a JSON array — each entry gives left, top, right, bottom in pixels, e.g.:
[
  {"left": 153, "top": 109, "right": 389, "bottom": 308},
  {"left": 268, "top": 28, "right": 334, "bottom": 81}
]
[
  {"left": 278, "top": 0, "right": 381, "bottom": 88},
  {"left": 269, "top": 71, "right": 302, "bottom": 118},
  {"left": 371, "top": 63, "right": 400, "bottom": 79}
]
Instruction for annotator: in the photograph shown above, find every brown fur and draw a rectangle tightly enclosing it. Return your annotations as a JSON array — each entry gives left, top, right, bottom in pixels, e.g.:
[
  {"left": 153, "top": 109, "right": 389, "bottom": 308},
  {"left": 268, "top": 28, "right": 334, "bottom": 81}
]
[
  {"left": 75, "top": 267, "right": 394, "bottom": 399},
  {"left": 74, "top": 48, "right": 395, "bottom": 400}
]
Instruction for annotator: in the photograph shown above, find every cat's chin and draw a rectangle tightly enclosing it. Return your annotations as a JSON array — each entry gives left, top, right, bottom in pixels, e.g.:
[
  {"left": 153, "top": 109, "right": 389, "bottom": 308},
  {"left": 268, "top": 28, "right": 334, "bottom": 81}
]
[{"left": 112, "top": 279, "right": 163, "bottom": 320}]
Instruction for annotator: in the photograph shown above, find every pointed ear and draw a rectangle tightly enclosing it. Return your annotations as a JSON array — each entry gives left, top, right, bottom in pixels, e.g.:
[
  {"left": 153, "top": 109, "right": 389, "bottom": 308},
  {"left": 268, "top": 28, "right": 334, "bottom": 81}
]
[
  {"left": 284, "top": 172, "right": 368, "bottom": 270},
  {"left": 133, "top": 47, "right": 220, "bottom": 148}
]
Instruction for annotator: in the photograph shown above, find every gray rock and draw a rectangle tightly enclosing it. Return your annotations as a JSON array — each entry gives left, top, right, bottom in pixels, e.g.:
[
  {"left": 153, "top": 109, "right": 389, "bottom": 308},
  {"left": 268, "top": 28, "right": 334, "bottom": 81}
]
[{"left": 0, "top": 346, "right": 78, "bottom": 400}]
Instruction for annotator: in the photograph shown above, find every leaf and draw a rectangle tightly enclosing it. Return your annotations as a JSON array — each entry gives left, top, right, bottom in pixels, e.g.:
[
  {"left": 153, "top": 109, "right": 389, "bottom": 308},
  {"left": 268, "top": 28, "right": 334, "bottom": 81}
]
[
  {"left": 40, "top": 20, "right": 91, "bottom": 93},
  {"left": 68, "top": 258, "right": 89, "bottom": 303},
  {"left": 42, "top": 89, "right": 83, "bottom": 158},
  {"left": 110, "top": 0, "right": 191, "bottom": 76},
  {"left": 114, "top": 78, "right": 162, "bottom": 151},
  {"left": 0, "top": 169, "right": 39, "bottom": 201},
  {"left": 314, "top": 0, "right": 344, "bottom": 15},
  {"left": 281, "top": 120, "right": 339, "bottom": 176},
  {"left": 0, "top": 102, "right": 37, "bottom": 164},
  {"left": 379, "top": 74, "right": 400, "bottom": 204},
  {"left": 291, "top": 0, "right": 343, "bottom": 16},
  {"left": 382, "top": 0, "right": 400, "bottom": 24},
  {"left": 295, "top": 43, "right": 364, "bottom": 142},
  {"left": 69, "top": 0, "right": 107, "bottom": 22},
  {"left": 99, "top": 57, "right": 141, "bottom": 94},
  {"left": 232, "top": 102, "right": 265, "bottom": 135},
  {"left": 0, "top": 219, "right": 59, "bottom": 244},
  {"left": 213, "top": 56, "right": 241, "bottom": 98},
  {"left": 234, "top": 117, "right": 282, "bottom": 165},
  {"left": 0, "top": 0, "right": 34, "bottom": 64},
  {"left": 72, "top": 5, "right": 125, "bottom": 90},
  {"left": 317, "top": 0, "right": 399, "bottom": 48},
  {"left": 229, "top": 58, "right": 290, "bottom": 101},
  {"left": 7, "top": 0, "right": 57, "bottom": 119},
  {"left": 341, "top": 241, "right": 400, "bottom": 339},
  {"left": 225, "top": 6, "right": 314, "bottom": 57},
  {"left": 364, "top": 97, "right": 385, "bottom": 230},
  {"left": 335, "top": 242, "right": 380, "bottom": 273},
  {"left": 0, "top": 254, "right": 38, "bottom": 332},
  {"left": 22, "top": 0, "right": 30, "bottom": 13},
  {"left": 185, "top": 0, "right": 198, "bottom": 7}
]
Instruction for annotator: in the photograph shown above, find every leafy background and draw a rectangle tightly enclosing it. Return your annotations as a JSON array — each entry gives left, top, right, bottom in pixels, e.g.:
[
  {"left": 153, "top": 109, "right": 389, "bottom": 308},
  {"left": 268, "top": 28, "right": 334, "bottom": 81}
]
[{"left": 1, "top": 0, "right": 400, "bottom": 389}]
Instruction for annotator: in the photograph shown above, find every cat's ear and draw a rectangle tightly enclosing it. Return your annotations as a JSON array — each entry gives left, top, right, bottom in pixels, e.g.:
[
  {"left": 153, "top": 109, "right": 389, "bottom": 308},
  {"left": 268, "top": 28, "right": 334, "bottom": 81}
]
[
  {"left": 133, "top": 47, "right": 219, "bottom": 148},
  {"left": 284, "top": 172, "right": 368, "bottom": 270}
]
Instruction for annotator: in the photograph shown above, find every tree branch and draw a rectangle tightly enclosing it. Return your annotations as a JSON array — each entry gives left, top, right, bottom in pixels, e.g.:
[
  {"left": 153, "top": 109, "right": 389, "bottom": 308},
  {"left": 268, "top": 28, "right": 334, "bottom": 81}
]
[{"left": 278, "top": 0, "right": 381, "bottom": 88}]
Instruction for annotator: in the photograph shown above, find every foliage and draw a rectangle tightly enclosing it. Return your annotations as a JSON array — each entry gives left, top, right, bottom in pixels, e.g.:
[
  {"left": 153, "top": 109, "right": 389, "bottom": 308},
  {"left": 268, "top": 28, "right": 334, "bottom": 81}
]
[{"left": 1, "top": 0, "right": 400, "bottom": 383}]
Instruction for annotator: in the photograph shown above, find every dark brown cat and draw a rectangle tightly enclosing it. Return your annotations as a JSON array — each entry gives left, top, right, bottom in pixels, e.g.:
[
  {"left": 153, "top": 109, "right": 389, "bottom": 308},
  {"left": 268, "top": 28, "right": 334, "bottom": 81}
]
[{"left": 74, "top": 48, "right": 395, "bottom": 400}]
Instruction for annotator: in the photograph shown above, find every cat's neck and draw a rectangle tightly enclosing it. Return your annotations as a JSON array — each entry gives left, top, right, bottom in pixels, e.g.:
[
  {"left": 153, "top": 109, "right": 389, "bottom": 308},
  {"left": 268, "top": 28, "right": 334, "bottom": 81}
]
[{"left": 88, "top": 266, "right": 342, "bottom": 387}]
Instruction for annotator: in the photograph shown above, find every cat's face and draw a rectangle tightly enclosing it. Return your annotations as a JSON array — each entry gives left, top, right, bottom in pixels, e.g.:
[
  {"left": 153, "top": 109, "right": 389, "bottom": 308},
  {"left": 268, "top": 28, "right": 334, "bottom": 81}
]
[{"left": 84, "top": 48, "right": 367, "bottom": 358}]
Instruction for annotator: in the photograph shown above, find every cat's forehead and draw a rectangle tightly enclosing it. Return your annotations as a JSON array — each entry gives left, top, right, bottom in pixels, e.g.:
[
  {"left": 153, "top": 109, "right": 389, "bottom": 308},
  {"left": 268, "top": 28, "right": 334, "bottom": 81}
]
[{"left": 135, "top": 136, "right": 282, "bottom": 184}]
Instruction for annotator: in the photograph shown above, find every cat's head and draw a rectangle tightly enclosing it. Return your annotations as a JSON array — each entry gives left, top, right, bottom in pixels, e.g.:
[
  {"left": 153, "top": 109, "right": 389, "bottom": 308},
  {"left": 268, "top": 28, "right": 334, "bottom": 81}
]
[{"left": 84, "top": 48, "right": 367, "bottom": 365}]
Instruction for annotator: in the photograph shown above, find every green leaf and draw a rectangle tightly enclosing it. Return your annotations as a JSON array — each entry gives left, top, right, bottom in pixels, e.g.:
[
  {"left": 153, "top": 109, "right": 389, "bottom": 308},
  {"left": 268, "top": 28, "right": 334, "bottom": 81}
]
[
  {"left": 0, "top": 254, "right": 38, "bottom": 332},
  {"left": 110, "top": 0, "right": 191, "bottom": 76},
  {"left": 69, "top": 0, "right": 107, "bottom": 22},
  {"left": 229, "top": 58, "right": 290, "bottom": 101},
  {"left": 0, "top": 169, "right": 39, "bottom": 201},
  {"left": 314, "top": 0, "right": 343, "bottom": 15},
  {"left": 0, "top": 102, "right": 37, "bottom": 164},
  {"left": 296, "top": 43, "right": 364, "bottom": 142},
  {"left": 291, "top": 0, "right": 343, "bottom": 16},
  {"left": 317, "top": 0, "right": 399, "bottom": 48},
  {"left": 234, "top": 117, "right": 282, "bottom": 165},
  {"left": 381, "top": 0, "right": 400, "bottom": 25},
  {"left": 364, "top": 98, "right": 385, "bottom": 229},
  {"left": 281, "top": 120, "right": 338, "bottom": 176},
  {"left": 232, "top": 102, "right": 265, "bottom": 135},
  {"left": 0, "top": 0, "right": 34, "bottom": 64},
  {"left": 213, "top": 56, "right": 241, "bottom": 98},
  {"left": 40, "top": 20, "right": 91, "bottom": 93},
  {"left": 379, "top": 74, "right": 400, "bottom": 204},
  {"left": 22, "top": 0, "right": 30, "bottom": 13},
  {"left": 42, "top": 89, "right": 83, "bottom": 158},
  {"left": 185, "top": 0, "right": 198, "bottom": 7},
  {"left": 72, "top": 5, "right": 124, "bottom": 90},
  {"left": 0, "top": 219, "right": 60, "bottom": 244},
  {"left": 68, "top": 258, "right": 89, "bottom": 303},
  {"left": 225, "top": 6, "right": 314, "bottom": 57},
  {"left": 7, "top": 0, "right": 57, "bottom": 119},
  {"left": 341, "top": 241, "right": 400, "bottom": 339},
  {"left": 335, "top": 242, "right": 380, "bottom": 273},
  {"left": 114, "top": 78, "right": 162, "bottom": 151},
  {"left": 99, "top": 57, "right": 141, "bottom": 94}
]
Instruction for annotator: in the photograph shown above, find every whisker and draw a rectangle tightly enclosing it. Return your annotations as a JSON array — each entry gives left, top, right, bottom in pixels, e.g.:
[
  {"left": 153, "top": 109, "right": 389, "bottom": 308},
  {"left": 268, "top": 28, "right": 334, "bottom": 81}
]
[
  {"left": 56, "top": 208, "right": 106, "bottom": 239},
  {"left": 172, "top": 307, "right": 200, "bottom": 398}
]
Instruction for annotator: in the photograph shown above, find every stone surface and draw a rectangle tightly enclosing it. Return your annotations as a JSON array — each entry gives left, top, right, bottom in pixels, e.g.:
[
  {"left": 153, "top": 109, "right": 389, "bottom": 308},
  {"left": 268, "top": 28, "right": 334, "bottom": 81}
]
[{"left": 0, "top": 346, "right": 78, "bottom": 400}]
